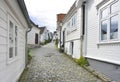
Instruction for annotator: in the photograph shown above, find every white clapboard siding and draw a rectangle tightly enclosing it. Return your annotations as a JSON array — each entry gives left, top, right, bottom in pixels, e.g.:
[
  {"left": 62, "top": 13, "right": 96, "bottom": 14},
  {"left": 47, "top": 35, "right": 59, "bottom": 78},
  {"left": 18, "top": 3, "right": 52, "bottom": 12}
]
[
  {"left": 27, "top": 26, "right": 40, "bottom": 45},
  {"left": 0, "top": 0, "right": 28, "bottom": 82},
  {"left": 86, "top": 0, "right": 120, "bottom": 65},
  {"left": 64, "top": 6, "right": 82, "bottom": 59}
]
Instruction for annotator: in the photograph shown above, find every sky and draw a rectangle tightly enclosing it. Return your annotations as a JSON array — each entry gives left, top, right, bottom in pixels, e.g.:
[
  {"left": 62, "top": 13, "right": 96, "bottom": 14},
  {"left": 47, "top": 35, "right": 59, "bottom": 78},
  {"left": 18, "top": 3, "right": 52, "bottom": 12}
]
[{"left": 24, "top": 0, "right": 76, "bottom": 32}]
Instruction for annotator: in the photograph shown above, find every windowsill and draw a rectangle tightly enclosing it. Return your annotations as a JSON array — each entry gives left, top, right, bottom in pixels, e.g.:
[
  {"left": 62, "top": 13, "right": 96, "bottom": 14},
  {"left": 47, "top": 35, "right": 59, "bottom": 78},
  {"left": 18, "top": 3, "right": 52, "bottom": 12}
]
[
  {"left": 71, "top": 28, "right": 77, "bottom": 32},
  {"left": 67, "top": 28, "right": 77, "bottom": 35},
  {"left": 97, "top": 40, "right": 120, "bottom": 45},
  {"left": 7, "top": 56, "right": 19, "bottom": 64},
  {"left": 85, "top": 56, "right": 120, "bottom": 65}
]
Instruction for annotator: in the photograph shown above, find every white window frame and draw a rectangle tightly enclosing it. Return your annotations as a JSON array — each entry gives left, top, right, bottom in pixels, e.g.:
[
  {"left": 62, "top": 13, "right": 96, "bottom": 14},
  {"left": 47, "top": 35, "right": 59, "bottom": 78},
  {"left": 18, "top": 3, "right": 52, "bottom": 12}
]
[
  {"left": 7, "top": 14, "right": 18, "bottom": 63},
  {"left": 99, "top": 0, "right": 120, "bottom": 43}
]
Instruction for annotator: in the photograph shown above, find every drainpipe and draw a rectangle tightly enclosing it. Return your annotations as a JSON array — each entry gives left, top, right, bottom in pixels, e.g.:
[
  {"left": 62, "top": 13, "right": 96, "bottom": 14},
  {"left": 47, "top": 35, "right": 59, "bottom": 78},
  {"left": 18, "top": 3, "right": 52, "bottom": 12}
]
[
  {"left": 25, "top": 26, "right": 32, "bottom": 67},
  {"left": 59, "top": 22, "right": 62, "bottom": 52},
  {"left": 80, "top": 1, "right": 86, "bottom": 56}
]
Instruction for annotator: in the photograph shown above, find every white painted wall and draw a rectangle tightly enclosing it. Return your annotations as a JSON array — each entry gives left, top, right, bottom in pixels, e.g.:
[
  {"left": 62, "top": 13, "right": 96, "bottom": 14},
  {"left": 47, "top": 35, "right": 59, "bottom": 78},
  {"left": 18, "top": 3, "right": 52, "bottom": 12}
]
[
  {"left": 86, "top": 0, "right": 120, "bottom": 65},
  {"left": 27, "top": 26, "right": 40, "bottom": 46},
  {"left": 63, "top": 3, "right": 82, "bottom": 59},
  {"left": 40, "top": 28, "right": 48, "bottom": 43},
  {"left": 0, "top": 0, "right": 28, "bottom": 82}
]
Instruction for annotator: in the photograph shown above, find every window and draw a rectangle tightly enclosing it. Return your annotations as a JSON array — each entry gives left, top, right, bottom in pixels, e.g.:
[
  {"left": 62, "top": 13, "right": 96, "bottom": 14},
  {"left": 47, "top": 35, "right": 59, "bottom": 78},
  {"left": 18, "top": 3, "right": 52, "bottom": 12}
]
[
  {"left": 35, "top": 33, "right": 38, "bottom": 44},
  {"left": 72, "top": 14, "right": 77, "bottom": 28},
  {"left": 15, "top": 26, "right": 18, "bottom": 56},
  {"left": 100, "top": 1, "right": 120, "bottom": 41},
  {"left": 67, "top": 13, "right": 77, "bottom": 34},
  {"left": 9, "top": 21, "right": 14, "bottom": 58},
  {"left": 8, "top": 20, "right": 18, "bottom": 60},
  {"left": 67, "top": 22, "right": 70, "bottom": 34}
]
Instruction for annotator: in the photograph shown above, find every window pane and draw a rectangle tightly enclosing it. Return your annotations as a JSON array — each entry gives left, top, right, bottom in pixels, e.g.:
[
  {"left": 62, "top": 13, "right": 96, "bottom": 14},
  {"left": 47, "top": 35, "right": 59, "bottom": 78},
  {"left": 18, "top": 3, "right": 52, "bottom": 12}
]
[
  {"left": 111, "top": 2, "right": 119, "bottom": 13},
  {"left": 15, "top": 26, "right": 17, "bottom": 56},
  {"left": 101, "top": 8, "right": 108, "bottom": 18},
  {"left": 9, "top": 47, "right": 13, "bottom": 58},
  {"left": 9, "top": 21, "right": 14, "bottom": 58},
  {"left": 101, "top": 20, "right": 107, "bottom": 40},
  {"left": 9, "top": 21, "right": 14, "bottom": 44},
  {"left": 110, "top": 15, "right": 118, "bottom": 39}
]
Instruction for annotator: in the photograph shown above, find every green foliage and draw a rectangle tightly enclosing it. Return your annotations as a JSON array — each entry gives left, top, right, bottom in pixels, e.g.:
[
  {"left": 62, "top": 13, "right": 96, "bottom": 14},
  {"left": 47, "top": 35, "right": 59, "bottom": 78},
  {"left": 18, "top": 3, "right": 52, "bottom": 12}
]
[
  {"left": 40, "top": 42, "right": 45, "bottom": 45},
  {"left": 40, "top": 38, "right": 52, "bottom": 45},
  {"left": 55, "top": 38, "right": 58, "bottom": 47},
  {"left": 28, "top": 48, "right": 32, "bottom": 64},
  {"left": 75, "top": 55, "right": 89, "bottom": 66}
]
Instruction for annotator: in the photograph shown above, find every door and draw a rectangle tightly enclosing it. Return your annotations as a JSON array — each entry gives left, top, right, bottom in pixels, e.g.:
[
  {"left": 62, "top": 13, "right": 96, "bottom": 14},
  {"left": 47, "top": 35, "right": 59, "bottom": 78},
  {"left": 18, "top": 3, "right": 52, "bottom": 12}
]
[
  {"left": 35, "top": 33, "right": 38, "bottom": 44},
  {"left": 70, "top": 42, "right": 74, "bottom": 55}
]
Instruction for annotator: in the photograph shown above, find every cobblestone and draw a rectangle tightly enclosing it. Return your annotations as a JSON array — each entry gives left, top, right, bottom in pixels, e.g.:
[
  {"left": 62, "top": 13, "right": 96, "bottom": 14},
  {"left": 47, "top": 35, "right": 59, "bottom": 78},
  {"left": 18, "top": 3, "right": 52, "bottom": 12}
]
[{"left": 19, "top": 43, "right": 103, "bottom": 82}]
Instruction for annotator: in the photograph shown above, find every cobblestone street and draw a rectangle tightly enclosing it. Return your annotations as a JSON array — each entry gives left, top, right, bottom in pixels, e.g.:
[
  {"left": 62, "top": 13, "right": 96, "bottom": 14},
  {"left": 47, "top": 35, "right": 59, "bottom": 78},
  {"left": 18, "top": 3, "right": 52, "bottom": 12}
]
[{"left": 19, "top": 43, "right": 103, "bottom": 82}]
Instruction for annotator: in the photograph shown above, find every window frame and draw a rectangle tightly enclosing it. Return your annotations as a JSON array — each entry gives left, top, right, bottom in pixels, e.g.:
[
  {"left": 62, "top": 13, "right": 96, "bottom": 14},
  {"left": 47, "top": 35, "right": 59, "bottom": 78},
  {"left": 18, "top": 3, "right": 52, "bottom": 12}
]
[
  {"left": 99, "top": 0, "right": 120, "bottom": 43},
  {"left": 7, "top": 14, "right": 18, "bottom": 62}
]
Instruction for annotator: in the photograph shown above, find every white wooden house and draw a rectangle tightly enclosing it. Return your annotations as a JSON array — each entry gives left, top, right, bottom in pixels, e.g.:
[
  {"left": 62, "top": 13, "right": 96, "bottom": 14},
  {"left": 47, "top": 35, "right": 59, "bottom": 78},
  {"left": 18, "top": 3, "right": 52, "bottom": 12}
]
[
  {"left": 52, "top": 31, "right": 57, "bottom": 42},
  {"left": 61, "top": 2, "right": 81, "bottom": 58},
  {"left": 48, "top": 31, "right": 53, "bottom": 41},
  {"left": 56, "top": 14, "right": 66, "bottom": 48},
  {"left": 27, "top": 21, "right": 40, "bottom": 48},
  {"left": 61, "top": 0, "right": 120, "bottom": 81},
  {"left": 80, "top": 0, "right": 120, "bottom": 81},
  {"left": 0, "top": 0, "right": 31, "bottom": 82},
  {"left": 40, "top": 26, "right": 48, "bottom": 43}
]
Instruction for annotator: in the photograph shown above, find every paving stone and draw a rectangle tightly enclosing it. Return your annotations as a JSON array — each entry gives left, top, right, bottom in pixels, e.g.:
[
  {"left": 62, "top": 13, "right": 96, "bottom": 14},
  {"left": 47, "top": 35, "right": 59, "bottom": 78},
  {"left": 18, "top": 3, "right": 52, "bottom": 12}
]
[{"left": 19, "top": 43, "right": 103, "bottom": 82}]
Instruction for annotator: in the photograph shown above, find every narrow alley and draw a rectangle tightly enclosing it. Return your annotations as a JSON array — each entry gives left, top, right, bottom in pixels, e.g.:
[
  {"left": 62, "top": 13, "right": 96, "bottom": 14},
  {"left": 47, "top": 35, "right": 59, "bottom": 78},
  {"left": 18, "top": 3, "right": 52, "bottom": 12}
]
[{"left": 19, "top": 43, "right": 102, "bottom": 82}]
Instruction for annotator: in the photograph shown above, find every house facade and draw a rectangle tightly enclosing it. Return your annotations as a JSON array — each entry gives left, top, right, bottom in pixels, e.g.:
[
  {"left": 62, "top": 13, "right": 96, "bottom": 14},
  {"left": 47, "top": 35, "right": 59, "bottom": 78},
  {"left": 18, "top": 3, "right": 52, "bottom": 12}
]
[
  {"left": 83, "top": 0, "right": 120, "bottom": 81},
  {"left": 0, "top": 0, "right": 30, "bottom": 82},
  {"left": 56, "top": 14, "right": 66, "bottom": 48},
  {"left": 60, "top": 0, "right": 120, "bottom": 81},
  {"left": 61, "top": 2, "right": 82, "bottom": 58},
  {"left": 52, "top": 31, "right": 57, "bottom": 42},
  {"left": 48, "top": 32, "right": 53, "bottom": 41},
  {"left": 27, "top": 21, "right": 40, "bottom": 48},
  {"left": 40, "top": 26, "right": 49, "bottom": 43}
]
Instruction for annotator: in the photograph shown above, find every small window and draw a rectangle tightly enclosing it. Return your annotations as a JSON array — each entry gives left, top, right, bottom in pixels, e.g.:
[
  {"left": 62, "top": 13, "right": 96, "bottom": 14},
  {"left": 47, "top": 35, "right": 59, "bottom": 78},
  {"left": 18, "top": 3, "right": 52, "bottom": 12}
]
[
  {"left": 8, "top": 18, "right": 18, "bottom": 60},
  {"left": 9, "top": 21, "right": 14, "bottom": 58},
  {"left": 15, "top": 26, "right": 18, "bottom": 56},
  {"left": 9, "top": 47, "right": 13, "bottom": 58},
  {"left": 110, "top": 15, "right": 118, "bottom": 39},
  {"left": 72, "top": 18, "right": 74, "bottom": 27}
]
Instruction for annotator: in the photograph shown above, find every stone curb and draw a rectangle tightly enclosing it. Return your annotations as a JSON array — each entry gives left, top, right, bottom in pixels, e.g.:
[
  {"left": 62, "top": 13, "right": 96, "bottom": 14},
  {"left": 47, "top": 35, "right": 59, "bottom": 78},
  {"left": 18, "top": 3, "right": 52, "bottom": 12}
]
[{"left": 83, "top": 66, "right": 115, "bottom": 82}]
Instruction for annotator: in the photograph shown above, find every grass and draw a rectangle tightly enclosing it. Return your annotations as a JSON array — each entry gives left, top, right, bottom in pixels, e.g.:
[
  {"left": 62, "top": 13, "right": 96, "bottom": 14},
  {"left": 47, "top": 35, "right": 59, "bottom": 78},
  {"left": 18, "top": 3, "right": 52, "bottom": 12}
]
[
  {"left": 75, "top": 55, "right": 89, "bottom": 67},
  {"left": 27, "top": 48, "right": 32, "bottom": 64}
]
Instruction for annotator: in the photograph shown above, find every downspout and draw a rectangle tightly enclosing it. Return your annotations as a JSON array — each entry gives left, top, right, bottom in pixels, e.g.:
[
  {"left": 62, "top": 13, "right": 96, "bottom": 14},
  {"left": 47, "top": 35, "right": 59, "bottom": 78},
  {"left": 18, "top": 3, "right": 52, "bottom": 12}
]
[
  {"left": 25, "top": 26, "right": 32, "bottom": 67},
  {"left": 17, "top": 0, "right": 32, "bottom": 68},
  {"left": 80, "top": 1, "right": 86, "bottom": 56},
  {"left": 84, "top": 1, "right": 87, "bottom": 56},
  {"left": 59, "top": 22, "right": 62, "bottom": 52}
]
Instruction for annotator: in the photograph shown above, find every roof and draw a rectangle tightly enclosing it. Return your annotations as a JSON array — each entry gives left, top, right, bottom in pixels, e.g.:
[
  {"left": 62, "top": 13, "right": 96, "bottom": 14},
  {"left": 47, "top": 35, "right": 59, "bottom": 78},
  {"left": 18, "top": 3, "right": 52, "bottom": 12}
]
[
  {"left": 62, "top": 1, "right": 77, "bottom": 23},
  {"left": 30, "top": 20, "right": 39, "bottom": 28},
  {"left": 17, "top": 0, "right": 31, "bottom": 28},
  {"left": 40, "top": 27, "right": 46, "bottom": 34}
]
